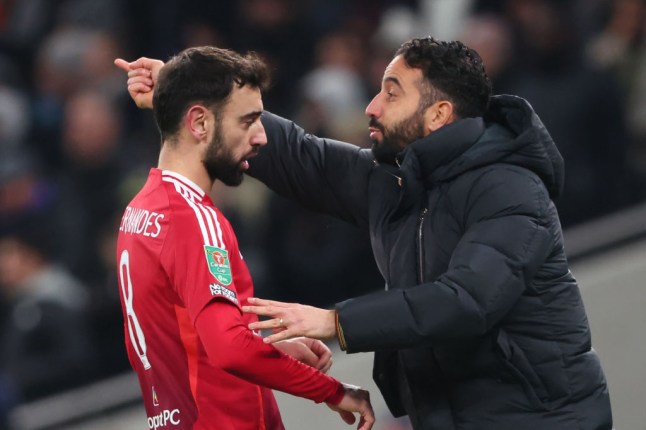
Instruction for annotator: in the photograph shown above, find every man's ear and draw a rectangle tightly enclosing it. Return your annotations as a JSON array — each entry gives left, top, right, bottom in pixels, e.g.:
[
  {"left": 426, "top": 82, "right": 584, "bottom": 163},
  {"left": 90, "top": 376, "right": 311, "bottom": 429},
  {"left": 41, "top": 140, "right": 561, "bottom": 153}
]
[
  {"left": 425, "top": 100, "right": 455, "bottom": 133},
  {"left": 185, "top": 105, "right": 211, "bottom": 141}
]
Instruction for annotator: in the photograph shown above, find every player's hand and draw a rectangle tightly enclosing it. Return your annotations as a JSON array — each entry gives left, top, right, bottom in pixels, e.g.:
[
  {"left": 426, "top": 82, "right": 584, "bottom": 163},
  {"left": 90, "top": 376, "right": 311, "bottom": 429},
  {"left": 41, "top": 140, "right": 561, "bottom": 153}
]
[
  {"left": 327, "top": 383, "right": 375, "bottom": 430},
  {"left": 296, "top": 337, "right": 333, "bottom": 373},
  {"left": 114, "top": 57, "right": 164, "bottom": 109},
  {"left": 243, "top": 298, "right": 336, "bottom": 343},
  {"left": 274, "top": 337, "right": 333, "bottom": 373}
]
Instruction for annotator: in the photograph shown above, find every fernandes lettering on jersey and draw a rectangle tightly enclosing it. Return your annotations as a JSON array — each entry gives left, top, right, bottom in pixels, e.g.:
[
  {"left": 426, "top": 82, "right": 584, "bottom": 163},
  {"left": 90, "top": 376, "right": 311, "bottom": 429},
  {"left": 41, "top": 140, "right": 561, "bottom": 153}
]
[{"left": 119, "top": 206, "right": 165, "bottom": 238}]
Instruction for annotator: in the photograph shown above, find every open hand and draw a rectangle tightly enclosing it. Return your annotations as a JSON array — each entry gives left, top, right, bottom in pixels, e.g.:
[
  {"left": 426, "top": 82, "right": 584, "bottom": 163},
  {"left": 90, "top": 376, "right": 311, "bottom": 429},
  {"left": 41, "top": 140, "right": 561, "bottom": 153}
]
[{"left": 243, "top": 297, "right": 337, "bottom": 343}]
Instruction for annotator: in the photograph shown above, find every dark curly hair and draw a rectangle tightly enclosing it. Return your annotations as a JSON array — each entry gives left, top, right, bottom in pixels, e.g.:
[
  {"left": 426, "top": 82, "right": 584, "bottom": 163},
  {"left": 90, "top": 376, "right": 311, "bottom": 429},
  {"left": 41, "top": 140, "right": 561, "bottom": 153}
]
[
  {"left": 153, "top": 46, "right": 270, "bottom": 143},
  {"left": 395, "top": 37, "right": 492, "bottom": 118}
]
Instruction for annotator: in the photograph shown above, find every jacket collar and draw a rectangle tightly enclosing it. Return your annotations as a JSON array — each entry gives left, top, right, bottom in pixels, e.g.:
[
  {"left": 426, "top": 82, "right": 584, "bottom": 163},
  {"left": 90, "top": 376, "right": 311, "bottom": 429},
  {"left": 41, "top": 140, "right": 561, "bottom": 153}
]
[
  {"left": 397, "top": 117, "right": 486, "bottom": 188},
  {"left": 381, "top": 94, "right": 564, "bottom": 214}
]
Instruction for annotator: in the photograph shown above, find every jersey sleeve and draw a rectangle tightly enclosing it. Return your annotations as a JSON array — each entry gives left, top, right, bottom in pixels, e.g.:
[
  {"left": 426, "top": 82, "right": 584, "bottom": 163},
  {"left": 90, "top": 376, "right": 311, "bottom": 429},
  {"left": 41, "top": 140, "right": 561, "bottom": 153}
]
[
  {"left": 160, "top": 204, "right": 241, "bottom": 324},
  {"left": 195, "top": 300, "right": 345, "bottom": 404}
]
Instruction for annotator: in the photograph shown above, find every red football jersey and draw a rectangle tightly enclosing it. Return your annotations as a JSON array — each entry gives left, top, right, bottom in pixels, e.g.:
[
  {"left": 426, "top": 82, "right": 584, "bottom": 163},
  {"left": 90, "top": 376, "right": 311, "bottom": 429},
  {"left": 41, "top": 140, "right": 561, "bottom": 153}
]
[{"left": 116, "top": 169, "right": 342, "bottom": 430}]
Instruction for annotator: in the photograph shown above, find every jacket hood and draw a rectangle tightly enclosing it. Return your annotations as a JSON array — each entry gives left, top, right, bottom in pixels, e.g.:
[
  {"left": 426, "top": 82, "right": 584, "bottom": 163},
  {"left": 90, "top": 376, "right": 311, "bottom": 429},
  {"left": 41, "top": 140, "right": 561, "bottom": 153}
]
[{"left": 399, "top": 95, "right": 564, "bottom": 198}]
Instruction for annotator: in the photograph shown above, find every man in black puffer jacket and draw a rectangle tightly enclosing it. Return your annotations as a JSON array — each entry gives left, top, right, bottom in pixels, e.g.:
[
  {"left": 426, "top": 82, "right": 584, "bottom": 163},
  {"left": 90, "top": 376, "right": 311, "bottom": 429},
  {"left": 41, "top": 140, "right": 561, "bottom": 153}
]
[
  {"left": 243, "top": 37, "right": 613, "bottom": 430},
  {"left": 117, "top": 37, "right": 613, "bottom": 429}
]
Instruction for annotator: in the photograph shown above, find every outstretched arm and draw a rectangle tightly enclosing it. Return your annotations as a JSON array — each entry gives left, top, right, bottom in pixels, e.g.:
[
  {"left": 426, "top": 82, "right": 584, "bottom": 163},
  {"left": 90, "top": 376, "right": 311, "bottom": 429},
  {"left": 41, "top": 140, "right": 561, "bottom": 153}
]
[{"left": 115, "top": 56, "right": 374, "bottom": 227}]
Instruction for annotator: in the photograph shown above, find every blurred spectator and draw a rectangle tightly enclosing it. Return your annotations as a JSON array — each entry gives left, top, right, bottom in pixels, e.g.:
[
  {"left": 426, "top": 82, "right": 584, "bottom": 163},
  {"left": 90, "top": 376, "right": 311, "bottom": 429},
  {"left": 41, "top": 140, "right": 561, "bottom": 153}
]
[
  {"left": 0, "top": 211, "right": 94, "bottom": 403},
  {"left": 0, "top": 0, "right": 61, "bottom": 80},
  {"left": 586, "top": 0, "right": 646, "bottom": 192},
  {"left": 57, "top": 89, "right": 126, "bottom": 289},
  {"left": 56, "top": 0, "right": 125, "bottom": 33},
  {"left": 418, "top": 0, "right": 473, "bottom": 40},
  {"left": 125, "top": 0, "right": 235, "bottom": 60},
  {"left": 296, "top": 30, "right": 369, "bottom": 143},
  {"left": 230, "top": 0, "right": 319, "bottom": 115},
  {"left": 0, "top": 148, "right": 83, "bottom": 272},
  {"left": 497, "top": 0, "right": 639, "bottom": 226},
  {"left": 56, "top": 88, "right": 137, "bottom": 380},
  {"left": 375, "top": 5, "right": 419, "bottom": 52},
  {"left": 0, "top": 84, "right": 30, "bottom": 150},
  {"left": 30, "top": 28, "right": 125, "bottom": 171},
  {"left": 459, "top": 13, "right": 514, "bottom": 93}
]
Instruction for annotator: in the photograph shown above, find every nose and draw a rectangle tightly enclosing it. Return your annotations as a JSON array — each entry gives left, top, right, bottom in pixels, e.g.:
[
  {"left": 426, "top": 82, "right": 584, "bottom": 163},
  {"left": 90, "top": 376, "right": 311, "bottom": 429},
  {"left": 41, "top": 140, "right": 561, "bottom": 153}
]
[
  {"left": 365, "top": 93, "right": 381, "bottom": 118},
  {"left": 252, "top": 121, "right": 267, "bottom": 147}
]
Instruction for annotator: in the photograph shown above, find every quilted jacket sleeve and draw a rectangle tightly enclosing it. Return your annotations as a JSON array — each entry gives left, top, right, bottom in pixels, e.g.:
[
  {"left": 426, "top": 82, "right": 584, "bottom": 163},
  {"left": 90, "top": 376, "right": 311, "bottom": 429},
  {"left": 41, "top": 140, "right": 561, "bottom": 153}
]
[{"left": 248, "top": 112, "right": 374, "bottom": 228}]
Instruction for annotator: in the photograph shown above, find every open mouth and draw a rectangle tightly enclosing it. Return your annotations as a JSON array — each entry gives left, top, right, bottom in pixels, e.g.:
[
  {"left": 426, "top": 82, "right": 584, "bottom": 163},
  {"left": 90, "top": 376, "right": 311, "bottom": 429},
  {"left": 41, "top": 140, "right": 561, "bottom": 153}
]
[
  {"left": 368, "top": 127, "right": 382, "bottom": 140},
  {"left": 240, "top": 150, "right": 259, "bottom": 170}
]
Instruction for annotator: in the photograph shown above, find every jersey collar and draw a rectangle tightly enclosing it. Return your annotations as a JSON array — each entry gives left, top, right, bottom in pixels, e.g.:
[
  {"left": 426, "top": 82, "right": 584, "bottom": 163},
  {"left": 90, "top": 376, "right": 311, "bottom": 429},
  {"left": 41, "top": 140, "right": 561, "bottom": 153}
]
[{"left": 161, "top": 170, "right": 206, "bottom": 199}]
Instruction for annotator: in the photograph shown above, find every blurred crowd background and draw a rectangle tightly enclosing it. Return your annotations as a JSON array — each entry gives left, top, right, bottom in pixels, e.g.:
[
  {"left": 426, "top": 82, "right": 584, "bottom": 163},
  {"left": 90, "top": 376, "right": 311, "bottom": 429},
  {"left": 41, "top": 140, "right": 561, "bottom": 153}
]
[{"left": 1, "top": 0, "right": 646, "bottom": 425}]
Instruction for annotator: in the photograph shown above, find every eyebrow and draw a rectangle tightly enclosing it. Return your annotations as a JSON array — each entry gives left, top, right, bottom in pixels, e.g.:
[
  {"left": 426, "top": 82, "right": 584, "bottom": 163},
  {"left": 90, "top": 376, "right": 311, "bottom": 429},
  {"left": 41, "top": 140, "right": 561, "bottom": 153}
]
[
  {"left": 384, "top": 76, "right": 405, "bottom": 92},
  {"left": 239, "top": 110, "right": 263, "bottom": 122}
]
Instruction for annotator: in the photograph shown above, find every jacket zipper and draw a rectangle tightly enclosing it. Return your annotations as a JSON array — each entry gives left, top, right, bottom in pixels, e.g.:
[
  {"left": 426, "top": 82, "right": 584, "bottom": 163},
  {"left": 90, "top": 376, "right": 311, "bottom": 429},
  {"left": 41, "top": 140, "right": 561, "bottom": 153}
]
[{"left": 417, "top": 207, "right": 428, "bottom": 284}]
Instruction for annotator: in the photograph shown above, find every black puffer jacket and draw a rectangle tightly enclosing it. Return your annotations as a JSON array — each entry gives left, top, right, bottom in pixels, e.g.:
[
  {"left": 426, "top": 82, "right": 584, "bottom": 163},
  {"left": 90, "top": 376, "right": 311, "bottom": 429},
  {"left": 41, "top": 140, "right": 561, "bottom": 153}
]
[{"left": 249, "top": 95, "right": 612, "bottom": 430}]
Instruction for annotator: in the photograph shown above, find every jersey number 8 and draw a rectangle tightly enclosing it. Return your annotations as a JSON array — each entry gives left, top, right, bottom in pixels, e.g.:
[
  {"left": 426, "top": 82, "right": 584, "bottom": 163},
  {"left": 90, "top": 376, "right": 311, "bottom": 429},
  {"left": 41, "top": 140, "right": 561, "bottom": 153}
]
[{"left": 119, "top": 249, "right": 152, "bottom": 370}]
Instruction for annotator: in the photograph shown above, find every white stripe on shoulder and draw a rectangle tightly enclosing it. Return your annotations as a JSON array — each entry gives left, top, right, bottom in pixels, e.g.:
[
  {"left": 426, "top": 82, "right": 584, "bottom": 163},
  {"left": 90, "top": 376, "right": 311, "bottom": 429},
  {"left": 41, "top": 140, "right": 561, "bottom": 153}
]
[
  {"left": 162, "top": 177, "right": 211, "bottom": 246},
  {"left": 196, "top": 203, "right": 220, "bottom": 248},
  {"left": 161, "top": 170, "right": 205, "bottom": 198},
  {"left": 203, "top": 205, "right": 225, "bottom": 247}
]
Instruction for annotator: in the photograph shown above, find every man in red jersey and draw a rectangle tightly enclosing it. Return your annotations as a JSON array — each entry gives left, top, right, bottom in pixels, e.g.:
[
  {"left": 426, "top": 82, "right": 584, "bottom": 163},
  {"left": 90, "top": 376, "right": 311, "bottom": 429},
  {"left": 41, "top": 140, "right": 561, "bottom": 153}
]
[{"left": 114, "top": 47, "right": 374, "bottom": 430}]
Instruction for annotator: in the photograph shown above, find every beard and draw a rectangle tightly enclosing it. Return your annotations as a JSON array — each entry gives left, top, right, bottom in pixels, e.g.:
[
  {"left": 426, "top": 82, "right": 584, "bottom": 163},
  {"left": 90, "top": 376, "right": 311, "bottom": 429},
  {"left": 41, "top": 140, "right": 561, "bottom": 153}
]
[
  {"left": 203, "top": 124, "right": 244, "bottom": 187},
  {"left": 370, "top": 109, "right": 426, "bottom": 165}
]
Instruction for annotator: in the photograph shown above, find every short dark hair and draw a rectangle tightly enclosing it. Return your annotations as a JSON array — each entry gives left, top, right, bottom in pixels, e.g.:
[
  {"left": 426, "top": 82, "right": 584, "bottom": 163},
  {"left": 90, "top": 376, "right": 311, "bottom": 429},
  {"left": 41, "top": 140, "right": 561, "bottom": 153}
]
[
  {"left": 396, "top": 37, "right": 492, "bottom": 118},
  {"left": 153, "top": 46, "right": 270, "bottom": 142}
]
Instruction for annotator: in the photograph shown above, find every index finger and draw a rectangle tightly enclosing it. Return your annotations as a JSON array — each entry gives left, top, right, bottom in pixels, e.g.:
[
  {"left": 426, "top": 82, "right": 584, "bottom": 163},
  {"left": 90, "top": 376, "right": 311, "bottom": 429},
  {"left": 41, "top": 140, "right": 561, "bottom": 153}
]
[
  {"left": 114, "top": 58, "right": 131, "bottom": 72},
  {"left": 246, "top": 297, "right": 292, "bottom": 307}
]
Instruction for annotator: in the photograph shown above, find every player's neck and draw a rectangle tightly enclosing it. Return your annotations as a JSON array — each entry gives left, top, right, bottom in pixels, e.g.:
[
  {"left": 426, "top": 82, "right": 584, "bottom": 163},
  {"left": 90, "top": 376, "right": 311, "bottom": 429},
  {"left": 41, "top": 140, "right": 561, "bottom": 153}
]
[{"left": 158, "top": 144, "right": 213, "bottom": 194}]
